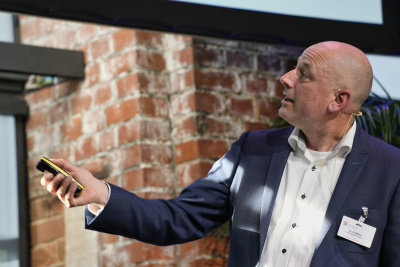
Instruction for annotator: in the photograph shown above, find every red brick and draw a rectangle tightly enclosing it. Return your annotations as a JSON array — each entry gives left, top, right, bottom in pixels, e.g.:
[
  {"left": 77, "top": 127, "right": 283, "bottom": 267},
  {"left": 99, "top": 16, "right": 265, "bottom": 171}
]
[
  {"left": 143, "top": 167, "right": 174, "bottom": 188},
  {"left": 175, "top": 140, "right": 199, "bottom": 164},
  {"left": 171, "top": 46, "right": 194, "bottom": 69},
  {"left": 101, "top": 241, "right": 148, "bottom": 266},
  {"left": 170, "top": 34, "right": 192, "bottom": 45},
  {"left": 71, "top": 91, "right": 92, "bottom": 115},
  {"left": 127, "top": 242, "right": 148, "bottom": 263},
  {"left": 31, "top": 244, "right": 52, "bottom": 267},
  {"left": 82, "top": 110, "right": 105, "bottom": 134},
  {"left": 20, "top": 18, "right": 41, "bottom": 42},
  {"left": 105, "top": 98, "right": 139, "bottom": 125},
  {"left": 33, "top": 126, "right": 61, "bottom": 154},
  {"left": 75, "top": 136, "right": 96, "bottom": 160},
  {"left": 137, "top": 263, "right": 176, "bottom": 267},
  {"left": 244, "top": 75, "right": 270, "bottom": 95},
  {"left": 226, "top": 50, "right": 253, "bottom": 70},
  {"left": 193, "top": 46, "right": 221, "bottom": 67},
  {"left": 195, "top": 69, "right": 239, "bottom": 92},
  {"left": 113, "top": 29, "right": 136, "bottom": 51},
  {"left": 171, "top": 92, "right": 196, "bottom": 116},
  {"left": 199, "top": 139, "right": 227, "bottom": 160},
  {"left": 90, "top": 35, "right": 111, "bottom": 60},
  {"left": 76, "top": 23, "right": 97, "bottom": 45},
  {"left": 136, "top": 50, "right": 166, "bottom": 71},
  {"left": 141, "top": 144, "right": 172, "bottom": 164},
  {"left": 185, "top": 258, "right": 227, "bottom": 267},
  {"left": 106, "top": 175, "right": 119, "bottom": 187},
  {"left": 139, "top": 96, "right": 169, "bottom": 118},
  {"left": 31, "top": 239, "right": 65, "bottom": 267},
  {"left": 79, "top": 157, "right": 109, "bottom": 179},
  {"left": 143, "top": 192, "right": 174, "bottom": 200},
  {"left": 195, "top": 91, "right": 224, "bottom": 113},
  {"left": 137, "top": 72, "right": 168, "bottom": 93},
  {"left": 206, "top": 116, "right": 240, "bottom": 137},
  {"left": 257, "top": 54, "right": 282, "bottom": 74},
  {"left": 140, "top": 120, "right": 170, "bottom": 141},
  {"left": 97, "top": 128, "right": 116, "bottom": 153},
  {"left": 94, "top": 84, "right": 112, "bottom": 105},
  {"left": 102, "top": 50, "right": 137, "bottom": 78},
  {"left": 26, "top": 109, "right": 47, "bottom": 131},
  {"left": 173, "top": 116, "right": 197, "bottom": 139},
  {"left": 180, "top": 235, "right": 229, "bottom": 260},
  {"left": 30, "top": 196, "right": 64, "bottom": 222},
  {"left": 136, "top": 31, "right": 164, "bottom": 47},
  {"left": 32, "top": 35, "right": 55, "bottom": 48},
  {"left": 61, "top": 116, "right": 82, "bottom": 141},
  {"left": 31, "top": 216, "right": 65, "bottom": 245},
  {"left": 56, "top": 28, "right": 77, "bottom": 49},
  {"left": 57, "top": 80, "right": 80, "bottom": 97},
  {"left": 48, "top": 149, "right": 70, "bottom": 169},
  {"left": 170, "top": 69, "right": 195, "bottom": 93},
  {"left": 85, "top": 64, "right": 100, "bottom": 87},
  {"left": 274, "top": 79, "right": 284, "bottom": 98},
  {"left": 117, "top": 72, "right": 139, "bottom": 97},
  {"left": 107, "top": 144, "right": 141, "bottom": 170},
  {"left": 245, "top": 121, "right": 269, "bottom": 131},
  {"left": 29, "top": 176, "right": 48, "bottom": 200},
  {"left": 100, "top": 243, "right": 130, "bottom": 267},
  {"left": 118, "top": 120, "right": 140, "bottom": 145},
  {"left": 79, "top": 43, "right": 89, "bottom": 63},
  {"left": 176, "top": 161, "right": 213, "bottom": 187},
  {"left": 259, "top": 99, "right": 281, "bottom": 119},
  {"left": 28, "top": 156, "right": 42, "bottom": 177},
  {"left": 147, "top": 244, "right": 175, "bottom": 260},
  {"left": 26, "top": 136, "right": 35, "bottom": 152},
  {"left": 227, "top": 97, "right": 254, "bottom": 117},
  {"left": 122, "top": 168, "right": 144, "bottom": 191},
  {"left": 98, "top": 232, "right": 118, "bottom": 246},
  {"left": 24, "top": 86, "right": 56, "bottom": 107},
  {"left": 49, "top": 100, "right": 68, "bottom": 124},
  {"left": 42, "top": 18, "right": 63, "bottom": 35}
]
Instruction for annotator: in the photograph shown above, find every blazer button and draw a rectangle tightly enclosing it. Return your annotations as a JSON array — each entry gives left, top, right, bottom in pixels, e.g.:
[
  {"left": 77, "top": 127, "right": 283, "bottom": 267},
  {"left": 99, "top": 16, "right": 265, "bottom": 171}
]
[
  {"left": 301, "top": 194, "right": 306, "bottom": 199},
  {"left": 282, "top": 249, "right": 287, "bottom": 254},
  {"left": 292, "top": 223, "right": 296, "bottom": 228}
]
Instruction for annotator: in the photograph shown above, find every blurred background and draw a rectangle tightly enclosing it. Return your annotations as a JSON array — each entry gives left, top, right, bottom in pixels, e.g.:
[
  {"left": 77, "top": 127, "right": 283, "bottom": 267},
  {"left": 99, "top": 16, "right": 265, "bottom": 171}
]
[{"left": 0, "top": 1, "right": 399, "bottom": 266}]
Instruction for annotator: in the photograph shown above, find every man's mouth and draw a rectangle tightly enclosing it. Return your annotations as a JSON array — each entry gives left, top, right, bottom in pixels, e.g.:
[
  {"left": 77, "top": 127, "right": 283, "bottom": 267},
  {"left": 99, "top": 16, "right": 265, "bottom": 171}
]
[{"left": 284, "top": 97, "right": 295, "bottom": 103}]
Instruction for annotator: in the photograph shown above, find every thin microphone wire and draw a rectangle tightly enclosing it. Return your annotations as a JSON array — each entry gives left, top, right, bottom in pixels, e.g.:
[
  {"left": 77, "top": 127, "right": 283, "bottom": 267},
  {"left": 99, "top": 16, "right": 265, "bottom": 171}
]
[{"left": 329, "top": 111, "right": 361, "bottom": 194}]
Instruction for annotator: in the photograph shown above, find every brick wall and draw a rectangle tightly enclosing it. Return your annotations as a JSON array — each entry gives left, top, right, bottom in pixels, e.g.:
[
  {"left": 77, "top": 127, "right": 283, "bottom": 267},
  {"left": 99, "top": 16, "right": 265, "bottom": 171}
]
[{"left": 22, "top": 15, "right": 303, "bottom": 267}]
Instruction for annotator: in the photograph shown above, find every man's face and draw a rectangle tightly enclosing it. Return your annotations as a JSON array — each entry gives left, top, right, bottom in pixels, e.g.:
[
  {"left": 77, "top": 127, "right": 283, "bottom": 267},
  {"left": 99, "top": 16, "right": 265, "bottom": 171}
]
[{"left": 278, "top": 44, "right": 336, "bottom": 128}]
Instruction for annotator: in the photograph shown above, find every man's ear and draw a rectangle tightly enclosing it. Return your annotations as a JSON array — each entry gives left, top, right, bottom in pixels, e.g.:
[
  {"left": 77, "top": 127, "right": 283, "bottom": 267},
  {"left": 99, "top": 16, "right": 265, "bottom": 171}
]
[{"left": 328, "top": 89, "right": 351, "bottom": 113}]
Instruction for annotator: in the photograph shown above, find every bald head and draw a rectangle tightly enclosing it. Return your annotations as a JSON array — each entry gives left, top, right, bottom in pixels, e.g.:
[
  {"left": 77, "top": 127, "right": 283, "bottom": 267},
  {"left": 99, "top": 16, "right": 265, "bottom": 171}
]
[{"left": 308, "top": 41, "right": 373, "bottom": 111}]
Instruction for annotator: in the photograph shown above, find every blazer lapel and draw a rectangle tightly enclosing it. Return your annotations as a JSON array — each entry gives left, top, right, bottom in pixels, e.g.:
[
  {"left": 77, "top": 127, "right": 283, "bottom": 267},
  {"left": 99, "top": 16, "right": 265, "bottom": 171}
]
[
  {"left": 259, "top": 135, "right": 292, "bottom": 256},
  {"left": 314, "top": 125, "right": 369, "bottom": 251}
]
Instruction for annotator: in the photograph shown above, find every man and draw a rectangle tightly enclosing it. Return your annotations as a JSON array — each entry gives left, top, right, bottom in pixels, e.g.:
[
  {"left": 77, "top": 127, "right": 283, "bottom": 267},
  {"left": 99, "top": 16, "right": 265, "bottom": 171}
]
[{"left": 42, "top": 41, "right": 400, "bottom": 266}]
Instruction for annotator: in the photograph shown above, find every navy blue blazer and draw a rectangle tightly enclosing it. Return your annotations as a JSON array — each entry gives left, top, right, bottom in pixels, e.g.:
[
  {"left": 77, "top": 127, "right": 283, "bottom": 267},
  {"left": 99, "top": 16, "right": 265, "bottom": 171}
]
[{"left": 86, "top": 124, "right": 400, "bottom": 266}]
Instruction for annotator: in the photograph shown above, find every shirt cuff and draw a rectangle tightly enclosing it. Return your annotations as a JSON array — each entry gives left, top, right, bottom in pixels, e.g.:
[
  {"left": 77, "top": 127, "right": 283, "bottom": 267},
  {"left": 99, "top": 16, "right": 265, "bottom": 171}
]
[{"left": 87, "top": 182, "right": 111, "bottom": 216}]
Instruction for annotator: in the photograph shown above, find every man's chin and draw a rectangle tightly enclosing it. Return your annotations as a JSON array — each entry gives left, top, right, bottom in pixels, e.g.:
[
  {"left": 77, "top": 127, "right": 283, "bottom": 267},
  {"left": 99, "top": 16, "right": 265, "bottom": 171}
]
[{"left": 278, "top": 109, "right": 296, "bottom": 127}]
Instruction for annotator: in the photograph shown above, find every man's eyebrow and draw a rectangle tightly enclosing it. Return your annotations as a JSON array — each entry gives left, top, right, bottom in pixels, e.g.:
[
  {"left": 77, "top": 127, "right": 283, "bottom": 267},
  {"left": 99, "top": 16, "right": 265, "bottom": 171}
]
[{"left": 298, "top": 61, "right": 311, "bottom": 70}]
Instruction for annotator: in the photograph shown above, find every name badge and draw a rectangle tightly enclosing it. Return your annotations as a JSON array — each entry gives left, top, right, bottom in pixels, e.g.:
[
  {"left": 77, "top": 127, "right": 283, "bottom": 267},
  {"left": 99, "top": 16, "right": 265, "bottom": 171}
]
[{"left": 337, "top": 216, "right": 376, "bottom": 248}]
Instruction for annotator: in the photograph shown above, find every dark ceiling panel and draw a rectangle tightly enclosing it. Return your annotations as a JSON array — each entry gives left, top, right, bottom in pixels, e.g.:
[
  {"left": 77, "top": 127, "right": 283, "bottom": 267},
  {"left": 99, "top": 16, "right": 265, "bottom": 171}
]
[{"left": 0, "top": 0, "right": 399, "bottom": 54}]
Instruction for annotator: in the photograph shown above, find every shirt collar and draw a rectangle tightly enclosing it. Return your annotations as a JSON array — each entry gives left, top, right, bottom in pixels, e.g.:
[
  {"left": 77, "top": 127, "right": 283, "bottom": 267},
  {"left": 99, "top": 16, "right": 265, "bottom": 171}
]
[{"left": 288, "top": 122, "right": 357, "bottom": 158}]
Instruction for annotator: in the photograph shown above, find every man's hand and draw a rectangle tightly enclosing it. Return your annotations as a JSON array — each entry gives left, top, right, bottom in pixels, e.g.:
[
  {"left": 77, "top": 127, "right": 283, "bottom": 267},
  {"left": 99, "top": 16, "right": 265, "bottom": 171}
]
[{"left": 40, "top": 159, "right": 109, "bottom": 210}]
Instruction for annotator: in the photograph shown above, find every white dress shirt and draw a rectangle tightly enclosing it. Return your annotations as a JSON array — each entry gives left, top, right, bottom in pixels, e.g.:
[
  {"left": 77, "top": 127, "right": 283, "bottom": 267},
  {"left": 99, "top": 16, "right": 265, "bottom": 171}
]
[{"left": 259, "top": 123, "right": 356, "bottom": 267}]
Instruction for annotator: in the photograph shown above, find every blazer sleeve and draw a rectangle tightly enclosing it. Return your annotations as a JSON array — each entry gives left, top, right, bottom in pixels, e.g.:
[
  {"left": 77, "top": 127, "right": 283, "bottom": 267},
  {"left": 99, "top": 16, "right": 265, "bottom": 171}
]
[
  {"left": 380, "top": 179, "right": 400, "bottom": 266},
  {"left": 84, "top": 131, "right": 249, "bottom": 246}
]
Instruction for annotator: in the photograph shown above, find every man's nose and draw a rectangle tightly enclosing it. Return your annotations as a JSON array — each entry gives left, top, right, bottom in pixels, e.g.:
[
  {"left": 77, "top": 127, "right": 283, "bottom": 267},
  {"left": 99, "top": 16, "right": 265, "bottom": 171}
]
[{"left": 280, "top": 69, "right": 294, "bottom": 89}]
